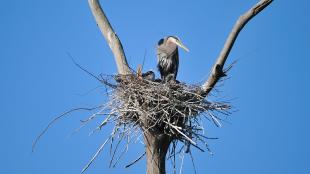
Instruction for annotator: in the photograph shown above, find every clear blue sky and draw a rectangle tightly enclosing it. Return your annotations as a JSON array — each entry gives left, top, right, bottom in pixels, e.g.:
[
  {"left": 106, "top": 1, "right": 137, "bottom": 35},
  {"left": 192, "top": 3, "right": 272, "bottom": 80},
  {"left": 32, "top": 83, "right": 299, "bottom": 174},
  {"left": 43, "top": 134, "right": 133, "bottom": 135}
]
[{"left": 1, "top": 0, "right": 309, "bottom": 174}]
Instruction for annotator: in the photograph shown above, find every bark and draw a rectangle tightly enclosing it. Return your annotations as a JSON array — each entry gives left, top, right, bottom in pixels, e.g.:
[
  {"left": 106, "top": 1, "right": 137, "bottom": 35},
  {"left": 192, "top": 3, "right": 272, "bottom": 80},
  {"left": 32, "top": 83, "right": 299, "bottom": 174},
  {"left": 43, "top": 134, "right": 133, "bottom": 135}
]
[
  {"left": 144, "top": 132, "right": 171, "bottom": 174},
  {"left": 88, "top": 0, "right": 131, "bottom": 75},
  {"left": 202, "top": 0, "right": 273, "bottom": 95}
]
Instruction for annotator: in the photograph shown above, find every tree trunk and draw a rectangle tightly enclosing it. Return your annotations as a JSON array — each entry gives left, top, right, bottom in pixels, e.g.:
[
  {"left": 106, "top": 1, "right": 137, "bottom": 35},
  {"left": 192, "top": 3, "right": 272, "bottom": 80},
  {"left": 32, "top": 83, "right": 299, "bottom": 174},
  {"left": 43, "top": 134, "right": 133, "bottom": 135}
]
[{"left": 144, "top": 132, "right": 171, "bottom": 174}]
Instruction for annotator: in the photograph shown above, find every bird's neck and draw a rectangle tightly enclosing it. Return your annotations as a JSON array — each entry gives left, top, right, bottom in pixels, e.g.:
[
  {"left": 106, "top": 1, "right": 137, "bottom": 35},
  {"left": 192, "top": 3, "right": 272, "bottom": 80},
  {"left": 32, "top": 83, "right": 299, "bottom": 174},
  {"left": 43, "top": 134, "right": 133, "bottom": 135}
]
[{"left": 164, "top": 42, "right": 177, "bottom": 54}]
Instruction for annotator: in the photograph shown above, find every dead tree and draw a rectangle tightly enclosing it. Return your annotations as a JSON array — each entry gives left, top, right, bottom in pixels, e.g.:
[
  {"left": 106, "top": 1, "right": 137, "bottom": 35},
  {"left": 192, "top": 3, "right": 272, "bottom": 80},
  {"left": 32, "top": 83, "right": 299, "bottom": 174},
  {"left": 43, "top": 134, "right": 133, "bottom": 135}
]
[{"left": 87, "top": 0, "right": 273, "bottom": 174}]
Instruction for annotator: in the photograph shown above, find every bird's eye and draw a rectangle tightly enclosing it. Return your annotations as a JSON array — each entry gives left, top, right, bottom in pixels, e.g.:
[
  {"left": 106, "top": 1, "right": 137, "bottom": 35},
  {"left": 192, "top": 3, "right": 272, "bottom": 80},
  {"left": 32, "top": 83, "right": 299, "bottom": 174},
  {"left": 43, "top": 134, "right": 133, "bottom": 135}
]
[{"left": 158, "top": 39, "right": 164, "bottom": 45}]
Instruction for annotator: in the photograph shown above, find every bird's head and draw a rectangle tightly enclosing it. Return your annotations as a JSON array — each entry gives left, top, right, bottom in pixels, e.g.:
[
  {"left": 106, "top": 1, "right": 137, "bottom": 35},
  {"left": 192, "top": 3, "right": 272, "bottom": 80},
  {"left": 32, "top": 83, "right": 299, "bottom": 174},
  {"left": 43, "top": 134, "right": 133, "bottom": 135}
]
[{"left": 158, "top": 36, "right": 189, "bottom": 52}]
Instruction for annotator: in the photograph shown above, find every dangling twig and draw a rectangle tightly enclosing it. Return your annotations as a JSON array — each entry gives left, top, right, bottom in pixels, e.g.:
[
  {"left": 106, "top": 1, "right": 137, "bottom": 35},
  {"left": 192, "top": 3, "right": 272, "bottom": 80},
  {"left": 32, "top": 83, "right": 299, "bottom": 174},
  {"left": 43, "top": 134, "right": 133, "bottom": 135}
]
[
  {"left": 32, "top": 106, "right": 102, "bottom": 152},
  {"left": 81, "top": 136, "right": 111, "bottom": 173}
]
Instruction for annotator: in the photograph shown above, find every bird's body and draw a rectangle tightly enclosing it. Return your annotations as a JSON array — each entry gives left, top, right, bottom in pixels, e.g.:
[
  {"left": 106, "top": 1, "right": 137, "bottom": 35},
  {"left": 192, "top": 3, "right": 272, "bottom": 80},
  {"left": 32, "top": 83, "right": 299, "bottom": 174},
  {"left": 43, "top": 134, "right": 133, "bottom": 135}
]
[
  {"left": 157, "top": 36, "right": 189, "bottom": 82},
  {"left": 142, "top": 71, "right": 155, "bottom": 81},
  {"left": 157, "top": 43, "right": 179, "bottom": 81}
]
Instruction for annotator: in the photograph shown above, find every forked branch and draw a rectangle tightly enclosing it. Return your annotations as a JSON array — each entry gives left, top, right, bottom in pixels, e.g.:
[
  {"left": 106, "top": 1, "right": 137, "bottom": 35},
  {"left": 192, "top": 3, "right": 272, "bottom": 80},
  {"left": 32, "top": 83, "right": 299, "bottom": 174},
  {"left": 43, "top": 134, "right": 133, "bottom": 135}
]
[
  {"left": 202, "top": 0, "right": 273, "bottom": 95},
  {"left": 86, "top": 1, "right": 273, "bottom": 174},
  {"left": 88, "top": 0, "right": 131, "bottom": 75}
]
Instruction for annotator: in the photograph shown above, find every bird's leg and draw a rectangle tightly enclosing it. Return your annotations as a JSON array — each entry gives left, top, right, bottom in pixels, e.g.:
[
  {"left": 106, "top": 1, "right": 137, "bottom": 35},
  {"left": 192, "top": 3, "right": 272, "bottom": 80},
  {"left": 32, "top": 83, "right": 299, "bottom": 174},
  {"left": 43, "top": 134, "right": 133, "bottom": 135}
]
[
  {"left": 165, "top": 74, "right": 176, "bottom": 83},
  {"left": 161, "top": 75, "right": 166, "bottom": 83}
]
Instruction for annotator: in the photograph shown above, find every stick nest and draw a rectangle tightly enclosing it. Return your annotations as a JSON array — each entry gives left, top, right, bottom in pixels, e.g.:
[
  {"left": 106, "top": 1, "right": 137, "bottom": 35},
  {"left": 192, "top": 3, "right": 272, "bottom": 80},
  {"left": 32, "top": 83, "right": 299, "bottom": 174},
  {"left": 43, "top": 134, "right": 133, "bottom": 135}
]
[
  {"left": 97, "top": 74, "right": 231, "bottom": 156},
  {"left": 34, "top": 72, "right": 232, "bottom": 173}
]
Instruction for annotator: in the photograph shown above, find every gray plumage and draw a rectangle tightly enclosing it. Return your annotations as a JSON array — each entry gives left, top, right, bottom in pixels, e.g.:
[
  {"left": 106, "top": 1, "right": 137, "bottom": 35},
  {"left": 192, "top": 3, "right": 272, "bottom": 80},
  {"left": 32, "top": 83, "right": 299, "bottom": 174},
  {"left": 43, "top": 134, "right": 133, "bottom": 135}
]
[{"left": 156, "top": 36, "right": 189, "bottom": 82}]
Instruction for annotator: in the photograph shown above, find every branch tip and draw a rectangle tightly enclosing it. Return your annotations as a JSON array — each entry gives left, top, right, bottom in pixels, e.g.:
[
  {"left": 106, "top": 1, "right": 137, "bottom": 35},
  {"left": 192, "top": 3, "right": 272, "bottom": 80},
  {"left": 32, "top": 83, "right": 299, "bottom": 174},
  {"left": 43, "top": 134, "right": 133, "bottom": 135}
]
[{"left": 201, "top": 0, "right": 273, "bottom": 95}]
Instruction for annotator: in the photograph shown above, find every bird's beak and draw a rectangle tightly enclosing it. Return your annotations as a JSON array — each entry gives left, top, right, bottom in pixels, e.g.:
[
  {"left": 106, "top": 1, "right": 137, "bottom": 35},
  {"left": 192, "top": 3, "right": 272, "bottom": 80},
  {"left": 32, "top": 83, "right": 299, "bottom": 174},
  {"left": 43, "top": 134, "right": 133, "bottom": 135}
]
[{"left": 174, "top": 40, "right": 190, "bottom": 52}]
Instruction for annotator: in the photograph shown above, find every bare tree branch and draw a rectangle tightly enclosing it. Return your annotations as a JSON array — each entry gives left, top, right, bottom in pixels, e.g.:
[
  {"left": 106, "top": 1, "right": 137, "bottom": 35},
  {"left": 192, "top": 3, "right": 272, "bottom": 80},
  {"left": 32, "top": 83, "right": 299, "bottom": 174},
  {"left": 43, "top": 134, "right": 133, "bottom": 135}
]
[
  {"left": 202, "top": 0, "right": 273, "bottom": 94},
  {"left": 88, "top": 0, "right": 132, "bottom": 75}
]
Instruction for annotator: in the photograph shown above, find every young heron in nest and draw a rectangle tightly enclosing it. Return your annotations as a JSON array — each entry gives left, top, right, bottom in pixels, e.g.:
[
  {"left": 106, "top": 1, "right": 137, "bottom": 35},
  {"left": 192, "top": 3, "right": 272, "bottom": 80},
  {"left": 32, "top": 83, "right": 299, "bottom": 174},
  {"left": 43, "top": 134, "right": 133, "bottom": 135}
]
[{"left": 157, "top": 36, "right": 189, "bottom": 82}]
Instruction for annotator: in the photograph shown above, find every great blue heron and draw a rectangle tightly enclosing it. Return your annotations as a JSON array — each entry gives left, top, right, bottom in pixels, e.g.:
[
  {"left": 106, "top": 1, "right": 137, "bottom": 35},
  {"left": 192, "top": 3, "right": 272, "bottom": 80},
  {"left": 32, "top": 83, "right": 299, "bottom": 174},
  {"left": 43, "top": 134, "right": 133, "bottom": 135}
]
[{"left": 157, "top": 36, "right": 189, "bottom": 82}]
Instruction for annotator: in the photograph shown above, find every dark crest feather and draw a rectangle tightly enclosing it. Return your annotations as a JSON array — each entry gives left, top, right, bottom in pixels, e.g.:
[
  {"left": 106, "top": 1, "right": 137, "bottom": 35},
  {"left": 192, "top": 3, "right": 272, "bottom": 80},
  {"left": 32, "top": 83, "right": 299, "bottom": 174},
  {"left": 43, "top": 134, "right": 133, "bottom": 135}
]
[{"left": 158, "top": 38, "right": 164, "bottom": 45}]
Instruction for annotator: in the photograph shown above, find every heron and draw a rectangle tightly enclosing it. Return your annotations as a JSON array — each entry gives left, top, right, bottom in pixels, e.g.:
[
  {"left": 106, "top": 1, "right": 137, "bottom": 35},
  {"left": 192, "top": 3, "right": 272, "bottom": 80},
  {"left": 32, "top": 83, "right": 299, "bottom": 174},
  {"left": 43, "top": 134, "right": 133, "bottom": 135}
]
[{"left": 157, "top": 36, "right": 189, "bottom": 82}]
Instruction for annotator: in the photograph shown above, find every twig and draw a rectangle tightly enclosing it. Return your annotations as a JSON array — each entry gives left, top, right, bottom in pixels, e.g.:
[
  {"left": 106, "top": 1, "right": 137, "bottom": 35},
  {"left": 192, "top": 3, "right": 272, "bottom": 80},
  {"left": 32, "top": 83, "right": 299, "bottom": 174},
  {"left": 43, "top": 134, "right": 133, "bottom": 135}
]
[
  {"left": 163, "top": 121, "right": 196, "bottom": 145},
  {"left": 32, "top": 106, "right": 101, "bottom": 152},
  {"left": 178, "top": 148, "right": 185, "bottom": 174},
  {"left": 68, "top": 53, "right": 102, "bottom": 83},
  {"left": 189, "top": 150, "right": 197, "bottom": 174},
  {"left": 125, "top": 152, "right": 146, "bottom": 168},
  {"left": 109, "top": 132, "right": 125, "bottom": 167},
  {"left": 81, "top": 137, "right": 111, "bottom": 173}
]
